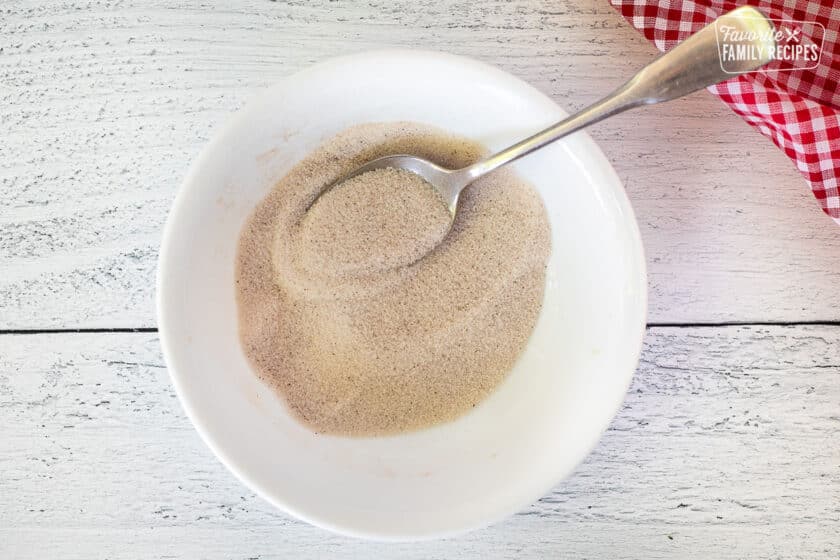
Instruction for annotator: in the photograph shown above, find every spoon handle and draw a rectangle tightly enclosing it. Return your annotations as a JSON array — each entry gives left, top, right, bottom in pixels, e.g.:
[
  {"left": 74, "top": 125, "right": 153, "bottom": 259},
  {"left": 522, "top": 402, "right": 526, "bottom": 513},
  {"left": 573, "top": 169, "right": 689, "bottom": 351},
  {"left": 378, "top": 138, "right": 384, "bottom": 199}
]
[{"left": 461, "top": 6, "right": 776, "bottom": 183}]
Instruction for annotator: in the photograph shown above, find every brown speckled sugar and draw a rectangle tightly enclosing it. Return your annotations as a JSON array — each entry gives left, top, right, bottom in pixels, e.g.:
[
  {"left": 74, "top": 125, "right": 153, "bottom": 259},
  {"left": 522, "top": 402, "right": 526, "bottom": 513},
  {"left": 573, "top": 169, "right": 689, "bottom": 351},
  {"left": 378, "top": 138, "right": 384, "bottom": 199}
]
[
  {"left": 236, "top": 122, "right": 551, "bottom": 436},
  {"left": 292, "top": 167, "right": 452, "bottom": 278}
]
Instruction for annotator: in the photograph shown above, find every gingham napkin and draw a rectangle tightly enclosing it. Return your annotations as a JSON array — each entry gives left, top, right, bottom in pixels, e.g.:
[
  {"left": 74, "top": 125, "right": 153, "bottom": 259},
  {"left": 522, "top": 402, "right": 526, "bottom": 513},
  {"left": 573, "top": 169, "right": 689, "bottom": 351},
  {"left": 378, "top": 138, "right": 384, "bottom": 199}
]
[{"left": 609, "top": 0, "right": 839, "bottom": 223}]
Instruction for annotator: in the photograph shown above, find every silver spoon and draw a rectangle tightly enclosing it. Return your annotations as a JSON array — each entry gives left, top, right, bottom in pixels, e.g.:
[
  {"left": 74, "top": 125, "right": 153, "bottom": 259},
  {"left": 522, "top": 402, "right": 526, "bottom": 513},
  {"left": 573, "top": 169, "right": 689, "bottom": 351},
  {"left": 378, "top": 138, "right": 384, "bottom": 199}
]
[{"left": 317, "top": 6, "right": 776, "bottom": 219}]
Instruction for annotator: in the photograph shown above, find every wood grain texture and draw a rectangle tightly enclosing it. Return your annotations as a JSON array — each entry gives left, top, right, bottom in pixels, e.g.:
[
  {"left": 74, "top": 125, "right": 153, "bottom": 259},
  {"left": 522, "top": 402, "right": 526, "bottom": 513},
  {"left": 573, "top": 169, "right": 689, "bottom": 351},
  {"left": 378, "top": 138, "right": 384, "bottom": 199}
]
[
  {"left": 1, "top": 0, "right": 839, "bottom": 329},
  {"left": 2, "top": 326, "right": 838, "bottom": 558}
]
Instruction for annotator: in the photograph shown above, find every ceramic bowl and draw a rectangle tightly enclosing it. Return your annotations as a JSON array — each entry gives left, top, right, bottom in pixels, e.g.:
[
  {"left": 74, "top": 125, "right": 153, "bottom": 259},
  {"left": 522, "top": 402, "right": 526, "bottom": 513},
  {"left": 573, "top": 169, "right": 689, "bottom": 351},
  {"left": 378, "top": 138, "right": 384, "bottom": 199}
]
[{"left": 157, "top": 50, "right": 646, "bottom": 540}]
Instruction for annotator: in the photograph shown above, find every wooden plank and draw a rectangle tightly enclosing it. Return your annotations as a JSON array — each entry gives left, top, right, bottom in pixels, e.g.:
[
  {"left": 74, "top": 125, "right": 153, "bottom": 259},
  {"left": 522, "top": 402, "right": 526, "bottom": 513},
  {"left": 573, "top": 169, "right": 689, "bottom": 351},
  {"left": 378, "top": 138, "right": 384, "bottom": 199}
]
[
  {"left": 1, "top": 326, "right": 838, "bottom": 558},
  {"left": 1, "top": 0, "right": 838, "bottom": 329}
]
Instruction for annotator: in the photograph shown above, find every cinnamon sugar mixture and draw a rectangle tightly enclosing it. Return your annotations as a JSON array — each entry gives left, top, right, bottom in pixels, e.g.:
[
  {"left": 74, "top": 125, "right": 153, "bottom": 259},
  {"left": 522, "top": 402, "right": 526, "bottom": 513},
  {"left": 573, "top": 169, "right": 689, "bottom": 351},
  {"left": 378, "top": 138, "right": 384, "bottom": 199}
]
[{"left": 236, "top": 123, "right": 550, "bottom": 436}]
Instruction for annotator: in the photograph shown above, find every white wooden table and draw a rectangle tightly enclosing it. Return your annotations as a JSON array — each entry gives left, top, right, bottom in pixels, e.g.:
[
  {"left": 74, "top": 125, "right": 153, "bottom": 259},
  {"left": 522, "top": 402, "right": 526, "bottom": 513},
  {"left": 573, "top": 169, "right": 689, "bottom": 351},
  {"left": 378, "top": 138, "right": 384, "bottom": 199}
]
[{"left": 2, "top": 1, "right": 838, "bottom": 558}]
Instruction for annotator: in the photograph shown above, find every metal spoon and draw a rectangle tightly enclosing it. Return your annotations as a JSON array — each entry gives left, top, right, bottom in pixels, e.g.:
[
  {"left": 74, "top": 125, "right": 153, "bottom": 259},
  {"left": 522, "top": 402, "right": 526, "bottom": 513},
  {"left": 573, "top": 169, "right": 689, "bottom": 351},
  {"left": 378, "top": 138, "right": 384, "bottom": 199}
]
[{"left": 317, "top": 6, "right": 776, "bottom": 219}]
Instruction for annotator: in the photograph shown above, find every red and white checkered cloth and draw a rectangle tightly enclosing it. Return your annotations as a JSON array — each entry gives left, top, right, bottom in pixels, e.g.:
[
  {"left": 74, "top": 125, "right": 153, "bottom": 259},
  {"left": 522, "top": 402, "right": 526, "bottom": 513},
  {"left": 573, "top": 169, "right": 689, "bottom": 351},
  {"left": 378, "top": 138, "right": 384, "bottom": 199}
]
[{"left": 609, "top": 0, "right": 840, "bottom": 223}]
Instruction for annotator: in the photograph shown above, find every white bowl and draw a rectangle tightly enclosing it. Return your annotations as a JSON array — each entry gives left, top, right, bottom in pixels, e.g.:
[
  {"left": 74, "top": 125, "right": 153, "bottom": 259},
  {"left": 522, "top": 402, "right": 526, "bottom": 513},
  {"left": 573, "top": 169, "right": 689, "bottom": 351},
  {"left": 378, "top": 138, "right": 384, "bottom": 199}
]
[{"left": 157, "top": 50, "right": 647, "bottom": 540}]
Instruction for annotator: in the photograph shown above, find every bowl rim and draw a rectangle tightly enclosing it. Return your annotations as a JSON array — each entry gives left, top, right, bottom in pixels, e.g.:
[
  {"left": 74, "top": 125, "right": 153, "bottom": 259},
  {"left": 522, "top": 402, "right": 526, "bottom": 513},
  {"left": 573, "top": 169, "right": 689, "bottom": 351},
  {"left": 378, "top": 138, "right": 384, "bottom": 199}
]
[{"left": 157, "top": 48, "right": 648, "bottom": 541}]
